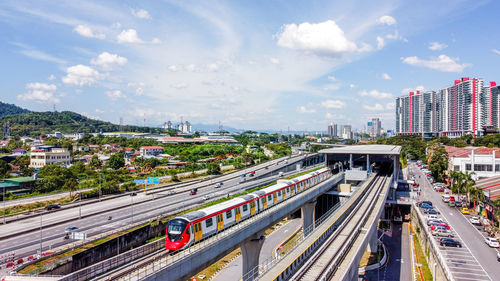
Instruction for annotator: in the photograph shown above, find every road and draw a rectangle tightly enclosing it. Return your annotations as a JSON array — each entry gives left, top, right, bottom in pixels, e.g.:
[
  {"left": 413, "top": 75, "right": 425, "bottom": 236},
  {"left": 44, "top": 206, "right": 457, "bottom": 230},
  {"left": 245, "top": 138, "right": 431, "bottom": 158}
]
[
  {"left": 212, "top": 218, "right": 302, "bottom": 281},
  {"left": 363, "top": 222, "right": 412, "bottom": 281},
  {"left": 0, "top": 154, "right": 315, "bottom": 267},
  {"left": 409, "top": 162, "right": 499, "bottom": 281}
]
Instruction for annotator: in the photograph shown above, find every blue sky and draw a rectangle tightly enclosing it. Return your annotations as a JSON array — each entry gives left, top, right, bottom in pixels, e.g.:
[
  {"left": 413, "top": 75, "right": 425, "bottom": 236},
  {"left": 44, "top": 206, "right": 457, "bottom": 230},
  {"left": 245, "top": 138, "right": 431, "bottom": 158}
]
[{"left": 1, "top": 0, "right": 499, "bottom": 132}]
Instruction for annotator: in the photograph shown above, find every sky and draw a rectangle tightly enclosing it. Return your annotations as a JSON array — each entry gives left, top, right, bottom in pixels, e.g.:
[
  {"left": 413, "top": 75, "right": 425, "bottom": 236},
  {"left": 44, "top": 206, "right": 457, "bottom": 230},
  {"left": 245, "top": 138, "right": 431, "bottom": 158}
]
[{"left": 1, "top": 0, "right": 499, "bottom": 132}]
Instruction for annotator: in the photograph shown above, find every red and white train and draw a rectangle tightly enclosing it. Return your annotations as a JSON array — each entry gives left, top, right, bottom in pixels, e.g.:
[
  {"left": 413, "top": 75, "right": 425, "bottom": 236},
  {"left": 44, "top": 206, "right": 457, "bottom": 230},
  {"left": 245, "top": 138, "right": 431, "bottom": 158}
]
[{"left": 165, "top": 167, "right": 332, "bottom": 251}]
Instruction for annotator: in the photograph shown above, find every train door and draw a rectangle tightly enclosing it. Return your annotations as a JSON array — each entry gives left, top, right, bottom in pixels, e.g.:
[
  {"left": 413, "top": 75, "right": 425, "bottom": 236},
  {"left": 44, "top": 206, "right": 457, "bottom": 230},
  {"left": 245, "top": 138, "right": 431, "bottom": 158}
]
[
  {"left": 273, "top": 192, "right": 278, "bottom": 204},
  {"left": 194, "top": 222, "right": 203, "bottom": 241},
  {"left": 216, "top": 214, "right": 224, "bottom": 231},
  {"left": 250, "top": 201, "right": 256, "bottom": 215},
  {"left": 283, "top": 188, "right": 287, "bottom": 200},
  {"left": 291, "top": 185, "right": 295, "bottom": 196},
  {"left": 235, "top": 207, "right": 241, "bottom": 222},
  {"left": 262, "top": 196, "right": 267, "bottom": 209},
  {"left": 297, "top": 183, "right": 301, "bottom": 193}
]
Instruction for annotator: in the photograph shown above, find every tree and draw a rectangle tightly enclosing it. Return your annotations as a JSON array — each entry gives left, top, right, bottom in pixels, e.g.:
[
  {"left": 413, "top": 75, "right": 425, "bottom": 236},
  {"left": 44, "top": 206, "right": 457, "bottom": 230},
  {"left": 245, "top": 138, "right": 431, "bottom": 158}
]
[
  {"left": 0, "top": 160, "right": 10, "bottom": 178},
  {"left": 89, "top": 155, "right": 102, "bottom": 170},
  {"left": 107, "top": 152, "right": 125, "bottom": 170},
  {"left": 207, "top": 162, "right": 221, "bottom": 175},
  {"left": 428, "top": 145, "right": 448, "bottom": 182}
]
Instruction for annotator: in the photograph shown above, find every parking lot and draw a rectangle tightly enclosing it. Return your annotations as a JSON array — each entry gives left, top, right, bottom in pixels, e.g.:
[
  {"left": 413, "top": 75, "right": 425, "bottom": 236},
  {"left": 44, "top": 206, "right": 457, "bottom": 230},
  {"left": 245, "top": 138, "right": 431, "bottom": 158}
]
[{"left": 411, "top": 162, "right": 498, "bottom": 281}]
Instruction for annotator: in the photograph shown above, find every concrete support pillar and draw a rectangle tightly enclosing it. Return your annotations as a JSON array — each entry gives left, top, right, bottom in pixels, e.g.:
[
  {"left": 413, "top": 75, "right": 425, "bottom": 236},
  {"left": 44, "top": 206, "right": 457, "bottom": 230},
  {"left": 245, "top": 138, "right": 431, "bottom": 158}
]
[
  {"left": 349, "top": 154, "right": 353, "bottom": 170},
  {"left": 366, "top": 227, "right": 379, "bottom": 253},
  {"left": 241, "top": 230, "right": 266, "bottom": 281},
  {"left": 302, "top": 200, "right": 316, "bottom": 237},
  {"left": 393, "top": 156, "right": 398, "bottom": 186},
  {"left": 367, "top": 154, "right": 370, "bottom": 174}
]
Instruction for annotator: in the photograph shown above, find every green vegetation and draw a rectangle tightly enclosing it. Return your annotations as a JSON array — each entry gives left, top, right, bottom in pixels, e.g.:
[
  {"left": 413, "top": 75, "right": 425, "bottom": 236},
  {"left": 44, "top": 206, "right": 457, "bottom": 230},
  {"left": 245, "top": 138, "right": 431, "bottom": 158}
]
[
  {"left": 0, "top": 101, "right": 30, "bottom": 118},
  {"left": 0, "top": 111, "right": 162, "bottom": 137},
  {"left": 376, "top": 135, "right": 427, "bottom": 161},
  {"left": 413, "top": 235, "right": 432, "bottom": 281},
  {"left": 428, "top": 145, "right": 448, "bottom": 182}
]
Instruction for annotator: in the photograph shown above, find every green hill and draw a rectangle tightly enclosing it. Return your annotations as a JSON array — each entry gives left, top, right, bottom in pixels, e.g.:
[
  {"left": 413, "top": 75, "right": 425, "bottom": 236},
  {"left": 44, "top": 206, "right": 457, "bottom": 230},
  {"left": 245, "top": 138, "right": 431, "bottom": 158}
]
[
  {"left": 0, "top": 101, "right": 31, "bottom": 117},
  {"left": 0, "top": 111, "right": 162, "bottom": 137}
]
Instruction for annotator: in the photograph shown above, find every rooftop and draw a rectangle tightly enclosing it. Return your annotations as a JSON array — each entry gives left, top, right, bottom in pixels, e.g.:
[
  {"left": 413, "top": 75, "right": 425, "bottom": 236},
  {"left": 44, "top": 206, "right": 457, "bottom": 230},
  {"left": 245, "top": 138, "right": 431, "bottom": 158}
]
[
  {"left": 475, "top": 175, "right": 500, "bottom": 199},
  {"left": 319, "top": 144, "right": 402, "bottom": 155}
]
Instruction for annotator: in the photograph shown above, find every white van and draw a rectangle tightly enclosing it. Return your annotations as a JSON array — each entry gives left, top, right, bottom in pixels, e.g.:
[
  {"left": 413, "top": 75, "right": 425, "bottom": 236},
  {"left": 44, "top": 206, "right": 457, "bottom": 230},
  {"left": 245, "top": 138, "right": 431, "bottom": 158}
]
[{"left": 441, "top": 194, "right": 450, "bottom": 203}]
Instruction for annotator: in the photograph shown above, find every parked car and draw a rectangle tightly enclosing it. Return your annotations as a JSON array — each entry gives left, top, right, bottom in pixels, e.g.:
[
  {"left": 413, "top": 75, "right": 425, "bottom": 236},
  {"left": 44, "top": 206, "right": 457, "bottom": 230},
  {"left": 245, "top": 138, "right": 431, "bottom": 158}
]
[
  {"left": 432, "top": 229, "right": 453, "bottom": 237},
  {"left": 46, "top": 204, "right": 61, "bottom": 210},
  {"left": 431, "top": 224, "right": 451, "bottom": 231},
  {"left": 460, "top": 208, "right": 470, "bottom": 215},
  {"left": 427, "top": 218, "right": 445, "bottom": 226},
  {"left": 420, "top": 203, "right": 433, "bottom": 209},
  {"left": 426, "top": 215, "right": 439, "bottom": 222},
  {"left": 454, "top": 201, "right": 463, "bottom": 208},
  {"left": 485, "top": 237, "right": 499, "bottom": 248},
  {"left": 470, "top": 216, "right": 481, "bottom": 225},
  {"left": 440, "top": 238, "right": 462, "bottom": 247},
  {"left": 64, "top": 226, "right": 78, "bottom": 233},
  {"left": 418, "top": 201, "right": 433, "bottom": 207},
  {"left": 424, "top": 208, "right": 440, "bottom": 215}
]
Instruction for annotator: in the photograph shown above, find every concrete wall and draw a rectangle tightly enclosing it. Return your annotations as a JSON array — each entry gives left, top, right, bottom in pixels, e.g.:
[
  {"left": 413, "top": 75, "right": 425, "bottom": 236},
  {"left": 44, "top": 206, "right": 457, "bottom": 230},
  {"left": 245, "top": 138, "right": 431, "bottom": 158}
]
[{"left": 411, "top": 205, "right": 453, "bottom": 281}]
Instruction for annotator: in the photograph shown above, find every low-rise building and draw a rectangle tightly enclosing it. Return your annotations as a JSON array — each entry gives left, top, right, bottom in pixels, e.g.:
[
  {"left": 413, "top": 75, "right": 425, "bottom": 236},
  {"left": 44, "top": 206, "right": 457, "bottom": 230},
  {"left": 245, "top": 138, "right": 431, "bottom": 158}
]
[
  {"left": 12, "top": 148, "right": 27, "bottom": 155},
  {"left": 29, "top": 147, "right": 71, "bottom": 168},
  {"left": 139, "top": 146, "right": 164, "bottom": 157},
  {"left": 445, "top": 146, "right": 500, "bottom": 179}
]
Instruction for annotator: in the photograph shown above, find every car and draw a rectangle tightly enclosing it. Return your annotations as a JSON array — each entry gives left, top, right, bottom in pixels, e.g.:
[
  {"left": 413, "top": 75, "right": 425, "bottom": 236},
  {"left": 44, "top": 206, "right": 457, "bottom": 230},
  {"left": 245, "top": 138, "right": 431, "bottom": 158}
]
[
  {"left": 431, "top": 224, "right": 451, "bottom": 231},
  {"left": 64, "top": 226, "right": 78, "bottom": 233},
  {"left": 189, "top": 188, "right": 197, "bottom": 195},
  {"left": 454, "top": 201, "right": 463, "bottom": 208},
  {"left": 424, "top": 208, "right": 440, "bottom": 215},
  {"left": 485, "top": 237, "right": 499, "bottom": 248},
  {"left": 426, "top": 214, "right": 439, "bottom": 222},
  {"left": 420, "top": 203, "right": 433, "bottom": 209},
  {"left": 460, "top": 208, "right": 470, "bottom": 215},
  {"left": 419, "top": 201, "right": 433, "bottom": 207},
  {"left": 45, "top": 204, "right": 61, "bottom": 210},
  {"left": 203, "top": 195, "right": 211, "bottom": 200},
  {"left": 432, "top": 229, "right": 453, "bottom": 237},
  {"left": 497, "top": 251, "right": 500, "bottom": 262},
  {"left": 130, "top": 192, "right": 137, "bottom": 196},
  {"left": 214, "top": 182, "right": 223, "bottom": 188},
  {"left": 167, "top": 190, "right": 175, "bottom": 195},
  {"left": 440, "top": 238, "right": 462, "bottom": 247},
  {"left": 427, "top": 218, "right": 444, "bottom": 226},
  {"left": 249, "top": 171, "right": 255, "bottom": 177},
  {"left": 470, "top": 216, "right": 481, "bottom": 225}
]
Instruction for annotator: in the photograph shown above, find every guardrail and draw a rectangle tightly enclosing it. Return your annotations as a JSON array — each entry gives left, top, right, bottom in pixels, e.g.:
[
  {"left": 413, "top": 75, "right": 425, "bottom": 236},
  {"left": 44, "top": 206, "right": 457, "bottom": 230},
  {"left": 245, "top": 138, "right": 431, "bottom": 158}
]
[{"left": 112, "top": 172, "right": 342, "bottom": 281}]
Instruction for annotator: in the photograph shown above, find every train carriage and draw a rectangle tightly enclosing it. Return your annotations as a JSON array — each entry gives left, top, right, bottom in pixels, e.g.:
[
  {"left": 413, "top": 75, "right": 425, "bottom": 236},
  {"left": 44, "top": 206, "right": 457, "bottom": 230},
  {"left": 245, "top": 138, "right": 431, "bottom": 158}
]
[{"left": 165, "top": 167, "right": 332, "bottom": 251}]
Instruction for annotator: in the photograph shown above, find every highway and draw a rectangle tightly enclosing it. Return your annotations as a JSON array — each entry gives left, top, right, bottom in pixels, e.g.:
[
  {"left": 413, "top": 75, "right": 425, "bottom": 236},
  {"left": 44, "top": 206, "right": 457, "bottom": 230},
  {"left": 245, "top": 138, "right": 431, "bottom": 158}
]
[
  {"left": 0, "top": 154, "right": 315, "bottom": 266},
  {"left": 409, "top": 162, "right": 500, "bottom": 281}
]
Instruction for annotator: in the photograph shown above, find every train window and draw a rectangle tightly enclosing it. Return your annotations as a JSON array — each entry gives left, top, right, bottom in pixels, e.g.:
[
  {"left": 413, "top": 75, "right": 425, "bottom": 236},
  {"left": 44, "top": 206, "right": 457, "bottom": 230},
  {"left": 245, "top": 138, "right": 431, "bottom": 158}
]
[
  {"left": 226, "top": 210, "right": 232, "bottom": 219},
  {"left": 268, "top": 195, "right": 272, "bottom": 201},
  {"left": 242, "top": 204, "right": 248, "bottom": 212},
  {"left": 205, "top": 218, "right": 213, "bottom": 228}
]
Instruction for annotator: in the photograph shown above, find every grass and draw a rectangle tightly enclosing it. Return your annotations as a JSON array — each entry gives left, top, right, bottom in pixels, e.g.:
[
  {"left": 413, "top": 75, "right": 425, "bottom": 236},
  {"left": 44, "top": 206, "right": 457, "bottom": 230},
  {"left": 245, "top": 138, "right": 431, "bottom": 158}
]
[
  {"left": 0, "top": 195, "right": 76, "bottom": 216},
  {"left": 278, "top": 228, "right": 303, "bottom": 256},
  {"left": 413, "top": 235, "right": 433, "bottom": 281}
]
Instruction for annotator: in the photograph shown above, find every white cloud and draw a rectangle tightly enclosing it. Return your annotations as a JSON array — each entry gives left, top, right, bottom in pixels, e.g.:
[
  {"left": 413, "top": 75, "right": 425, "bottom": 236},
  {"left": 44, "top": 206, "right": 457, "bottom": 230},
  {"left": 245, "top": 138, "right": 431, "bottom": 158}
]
[
  {"left": 376, "top": 36, "right": 385, "bottom": 49},
  {"left": 385, "top": 30, "right": 407, "bottom": 42},
  {"left": 327, "top": 76, "right": 337, "bottom": 81},
  {"left": 186, "top": 64, "right": 196, "bottom": 72},
  {"left": 207, "top": 63, "right": 219, "bottom": 71},
  {"left": 382, "top": 73, "right": 392, "bottom": 80},
  {"left": 325, "top": 113, "right": 345, "bottom": 120},
  {"left": 377, "top": 15, "right": 396, "bottom": 26},
  {"left": 18, "top": 82, "right": 59, "bottom": 104},
  {"left": 323, "top": 84, "right": 341, "bottom": 91},
  {"left": 73, "top": 24, "right": 105, "bottom": 39},
  {"left": 363, "top": 103, "right": 385, "bottom": 111},
  {"left": 493, "top": 49, "right": 500, "bottom": 55},
  {"left": 112, "top": 22, "right": 121, "bottom": 29},
  {"left": 172, "top": 83, "right": 188, "bottom": 89},
  {"left": 48, "top": 74, "right": 56, "bottom": 81},
  {"left": 151, "top": 37, "right": 161, "bottom": 44},
  {"left": 320, "top": 99, "right": 346, "bottom": 109},
  {"left": 62, "top": 64, "right": 101, "bottom": 86},
  {"left": 429, "top": 42, "right": 448, "bottom": 51},
  {"left": 276, "top": 20, "right": 368, "bottom": 57},
  {"left": 105, "top": 90, "right": 125, "bottom": 100},
  {"left": 359, "top": 89, "right": 392, "bottom": 99},
  {"left": 135, "top": 88, "right": 144, "bottom": 96},
  {"left": 386, "top": 102, "right": 395, "bottom": 110},
  {"left": 131, "top": 8, "right": 151, "bottom": 19},
  {"left": 95, "top": 109, "right": 104, "bottom": 113},
  {"left": 117, "top": 29, "right": 144, "bottom": 43},
  {"left": 298, "top": 106, "right": 316, "bottom": 113},
  {"left": 270, "top": 57, "right": 280, "bottom": 64},
  {"left": 90, "top": 52, "right": 128, "bottom": 71},
  {"left": 350, "top": 84, "right": 356, "bottom": 89},
  {"left": 168, "top": 65, "right": 178, "bottom": 72},
  {"left": 401, "top": 86, "right": 425, "bottom": 94},
  {"left": 402, "top": 55, "right": 469, "bottom": 72}
]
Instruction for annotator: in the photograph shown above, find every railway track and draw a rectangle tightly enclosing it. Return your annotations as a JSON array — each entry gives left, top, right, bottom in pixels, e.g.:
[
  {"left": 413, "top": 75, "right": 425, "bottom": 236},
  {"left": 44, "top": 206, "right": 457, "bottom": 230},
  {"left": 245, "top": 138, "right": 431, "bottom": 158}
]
[{"left": 290, "top": 175, "right": 388, "bottom": 281}]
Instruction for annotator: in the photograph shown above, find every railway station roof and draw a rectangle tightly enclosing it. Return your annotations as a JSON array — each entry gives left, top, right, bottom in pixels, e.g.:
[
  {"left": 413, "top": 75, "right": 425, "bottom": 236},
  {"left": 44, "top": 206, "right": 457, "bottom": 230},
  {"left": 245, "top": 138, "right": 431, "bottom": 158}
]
[{"left": 319, "top": 144, "right": 402, "bottom": 156}]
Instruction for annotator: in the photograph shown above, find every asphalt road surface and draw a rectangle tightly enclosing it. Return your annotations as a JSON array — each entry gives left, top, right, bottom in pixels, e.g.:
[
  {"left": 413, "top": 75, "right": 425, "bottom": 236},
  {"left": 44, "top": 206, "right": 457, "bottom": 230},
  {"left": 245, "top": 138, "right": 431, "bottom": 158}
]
[
  {"left": 409, "top": 162, "right": 498, "bottom": 281},
  {"left": 212, "top": 218, "right": 302, "bottom": 281},
  {"left": 0, "top": 154, "right": 314, "bottom": 265}
]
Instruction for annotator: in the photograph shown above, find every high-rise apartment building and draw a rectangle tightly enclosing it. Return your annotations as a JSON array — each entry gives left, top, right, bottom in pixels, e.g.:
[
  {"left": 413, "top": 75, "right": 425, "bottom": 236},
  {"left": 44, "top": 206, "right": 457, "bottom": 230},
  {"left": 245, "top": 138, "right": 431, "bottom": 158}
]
[
  {"left": 395, "top": 78, "right": 499, "bottom": 137},
  {"left": 367, "top": 118, "right": 381, "bottom": 138},
  {"left": 327, "top": 123, "right": 337, "bottom": 137},
  {"left": 340, "top": 125, "right": 352, "bottom": 139}
]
